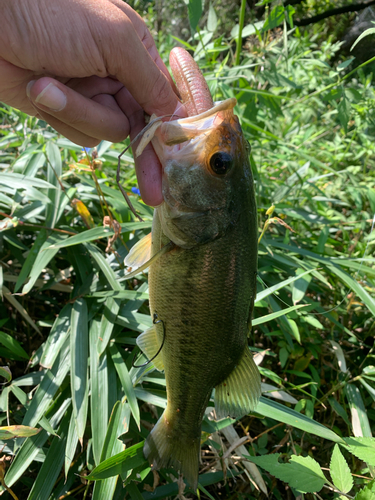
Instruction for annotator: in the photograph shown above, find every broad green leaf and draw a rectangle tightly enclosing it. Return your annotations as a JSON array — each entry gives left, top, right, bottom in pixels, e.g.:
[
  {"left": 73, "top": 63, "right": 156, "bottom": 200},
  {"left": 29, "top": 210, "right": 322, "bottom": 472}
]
[
  {"left": 351, "top": 26, "right": 375, "bottom": 50},
  {"left": 70, "top": 298, "right": 89, "bottom": 444},
  {"left": 0, "top": 425, "right": 41, "bottom": 440},
  {"left": 27, "top": 410, "right": 70, "bottom": 500},
  {"left": 346, "top": 384, "right": 372, "bottom": 437},
  {"left": 0, "top": 366, "right": 11, "bottom": 382},
  {"left": 207, "top": 2, "right": 217, "bottom": 32},
  {"left": 87, "top": 441, "right": 146, "bottom": 481},
  {"left": 256, "top": 397, "right": 344, "bottom": 443},
  {"left": 109, "top": 344, "right": 140, "bottom": 429},
  {"left": 354, "top": 480, "right": 375, "bottom": 499},
  {"left": 0, "top": 331, "right": 28, "bottom": 359},
  {"left": 246, "top": 454, "right": 327, "bottom": 493},
  {"left": 231, "top": 21, "right": 264, "bottom": 38},
  {"left": 263, "top": 5, "right": 285, "bottom": 31},
  {"left": 188, "top": 0, "right": 202, "bottom": 34},
  {"left": 343, "top": 437, "right": 375, "bottom": 466},
  {"left": 330, "top": 444, "right": 353, "bottom": 493}
]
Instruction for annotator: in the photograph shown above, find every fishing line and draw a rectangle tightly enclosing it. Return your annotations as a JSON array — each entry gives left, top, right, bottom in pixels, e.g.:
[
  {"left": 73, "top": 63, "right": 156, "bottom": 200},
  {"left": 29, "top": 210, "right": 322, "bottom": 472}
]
[
  {"left": 132, "top": 313, "right": 166, "bottom": 368},
  {"left": 259, "top": 213, "right": 375, "bottom": 316}
]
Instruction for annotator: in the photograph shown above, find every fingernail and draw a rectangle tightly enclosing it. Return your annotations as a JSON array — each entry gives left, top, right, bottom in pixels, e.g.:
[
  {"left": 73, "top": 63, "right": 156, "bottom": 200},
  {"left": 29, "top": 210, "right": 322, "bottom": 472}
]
[
  {"left": 34, "top": 83, "right": 67, "bottom": 111},
  {"left": 26, "top": 80, "right": 36, "bottom": 98}
]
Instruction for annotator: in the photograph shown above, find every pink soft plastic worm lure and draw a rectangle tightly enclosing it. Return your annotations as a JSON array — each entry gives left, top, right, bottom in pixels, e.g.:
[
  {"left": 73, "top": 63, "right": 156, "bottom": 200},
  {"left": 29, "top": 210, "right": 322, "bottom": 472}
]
[{"left": 169, "top": 47, "right": 214, "bottom": 116}]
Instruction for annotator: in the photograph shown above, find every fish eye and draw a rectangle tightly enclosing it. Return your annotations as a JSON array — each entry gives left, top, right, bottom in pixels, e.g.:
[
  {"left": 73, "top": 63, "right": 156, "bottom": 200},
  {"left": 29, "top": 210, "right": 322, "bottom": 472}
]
[{"left": 209, "top": 152, "right": 233, "bottom": 175}]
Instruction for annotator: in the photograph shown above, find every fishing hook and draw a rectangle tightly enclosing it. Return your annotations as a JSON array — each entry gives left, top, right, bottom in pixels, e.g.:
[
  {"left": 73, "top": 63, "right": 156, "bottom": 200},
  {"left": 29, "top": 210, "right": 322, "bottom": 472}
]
[{"left": 132, "top": 313, "right": 166, "bottom": 368}]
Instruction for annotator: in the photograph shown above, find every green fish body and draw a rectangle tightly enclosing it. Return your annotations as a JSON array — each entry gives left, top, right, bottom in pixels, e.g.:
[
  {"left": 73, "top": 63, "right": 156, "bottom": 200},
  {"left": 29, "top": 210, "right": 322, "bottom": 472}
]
[{"left": 126, "top": 98, "right": 261, "bottom": 488}]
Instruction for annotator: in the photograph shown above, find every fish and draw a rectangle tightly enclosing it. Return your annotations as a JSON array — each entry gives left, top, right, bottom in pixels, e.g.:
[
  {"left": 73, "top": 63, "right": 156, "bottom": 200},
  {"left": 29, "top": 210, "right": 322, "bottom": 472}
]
[{"left": 125, "top": 47, "right": 261, "bottom": 489}]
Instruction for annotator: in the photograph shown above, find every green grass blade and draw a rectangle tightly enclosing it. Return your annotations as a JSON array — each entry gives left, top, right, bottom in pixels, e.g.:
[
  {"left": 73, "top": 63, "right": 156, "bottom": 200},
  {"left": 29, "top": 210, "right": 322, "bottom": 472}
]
[
  {"left": 14, "top": 229, "right": 47, "bottom": 292},
  {"left": 45, "top": 141, "right": 62, "bottom": 228},
  {"left": 4, "top": 398, "right": 71, "bottom": 488},
  {"left": 0, "top": 173, "right": 56, "bottom": 190},
  {"left": 86, "top": 243, "right": 122, "bottom": 292},
  {"left": 252, "top": 304, "right": 307, "bottom": 326},
  {"left": 90, "top": 318, "right": 110, "bottom": 465},
  {"left": 109, "top": 344, "right": 140, "bottom": 429},
  {"left": 3, "top": 285, "right": 41, "bottom": 335},
  {"left": 327, "top": 265, "right": 375, "bottom": 317},
  {"left": 91, "top": 400, "right": 130, "bottom": 500},
  {"left": 48, "top": 222, "right": 149, "bottom": 249},
  {"left": 0, "top": 330, "right": 28, "bottom": 359},
  {"left": 64, "top": 411, "right": 79, "bottom": 478},
  {"left": 27, "top": 410, "right": 70, "bottom": 500},
  {"left": 40, "top": 303, "right": 72, "bottom": 369},
  {"left": 256, "top": 396, "right": 345, "bottom": 443},
  {"left": 256, "top": 269, "right": 316, "bottom": 303},
  {"left": 346, "top": 384, "right": 372, "bottom": 437},
  {"left": 87, "top": 441, "right": 145, "bottom": 481},
  {"left": 22, "top": 232, "right": 66, "bottom": 294},
  {"left": 70, "top": 298, "right": 89, "bottom": 445},
  {"left": 98, "top": 297, "right": 120, "bottom": 355},
  {"left": 22, "top": 338, "right": 70, "bottom": 427}
]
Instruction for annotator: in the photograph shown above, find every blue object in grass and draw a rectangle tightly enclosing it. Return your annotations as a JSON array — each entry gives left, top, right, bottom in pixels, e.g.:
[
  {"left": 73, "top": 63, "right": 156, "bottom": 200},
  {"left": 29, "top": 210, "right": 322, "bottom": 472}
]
[
  {"left": 131, "top": 187, "right": 141, "bottom": 196},
  {"left": 82, "top": 147, "right": 91, "bottom": 153}
]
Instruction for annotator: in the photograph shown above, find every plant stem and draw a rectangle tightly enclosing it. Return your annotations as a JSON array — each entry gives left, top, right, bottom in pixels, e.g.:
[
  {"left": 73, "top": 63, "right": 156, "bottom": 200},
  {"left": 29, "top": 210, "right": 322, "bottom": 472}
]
[{"left": 235, "top": 0, "right": 246, "bottom": 66}]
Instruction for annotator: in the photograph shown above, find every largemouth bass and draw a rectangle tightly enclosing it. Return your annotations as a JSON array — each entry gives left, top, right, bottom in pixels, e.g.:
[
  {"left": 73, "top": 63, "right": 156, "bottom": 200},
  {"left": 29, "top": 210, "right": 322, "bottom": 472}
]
[{"left": 125, "top": 48, "right": 261, "bottom": 489}]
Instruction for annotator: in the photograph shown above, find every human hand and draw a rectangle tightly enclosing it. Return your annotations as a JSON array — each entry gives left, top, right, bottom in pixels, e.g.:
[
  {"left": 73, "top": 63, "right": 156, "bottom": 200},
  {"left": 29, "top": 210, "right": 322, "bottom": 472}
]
[{"left": 0, "top": 0, "right": 183, "bottom": 205}]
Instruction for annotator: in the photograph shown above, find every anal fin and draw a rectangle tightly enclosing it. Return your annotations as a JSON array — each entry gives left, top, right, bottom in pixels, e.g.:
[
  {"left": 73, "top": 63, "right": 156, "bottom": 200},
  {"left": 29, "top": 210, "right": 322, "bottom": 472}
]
[
  {"left": 136, "top": 325, "right": 164, "bottom": 371},
  {"left": 215, "top": 348, "right": 261, "bottom": 419}
]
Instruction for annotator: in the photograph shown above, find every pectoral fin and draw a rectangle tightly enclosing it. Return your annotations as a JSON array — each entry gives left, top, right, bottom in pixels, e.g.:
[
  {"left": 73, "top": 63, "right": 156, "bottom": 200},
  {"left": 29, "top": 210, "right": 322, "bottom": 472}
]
[
  {"left": 123, "top": 239, "right": 174, "bottom": 280},
  {"left": 136, "top": 325, "right": 164, "bottom": 371},
  {"left": 125, "top": 232, "right": 152, "bottom": 269},
  {"left": 215, "top": 348, "right": 261, "bottom": 419}
]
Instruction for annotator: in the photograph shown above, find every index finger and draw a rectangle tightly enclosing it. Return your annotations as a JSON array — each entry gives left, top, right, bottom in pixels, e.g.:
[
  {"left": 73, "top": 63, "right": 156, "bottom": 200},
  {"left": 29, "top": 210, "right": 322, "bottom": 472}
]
[{"left": 100, "top": 1, "right": 180, "bottom": 117}]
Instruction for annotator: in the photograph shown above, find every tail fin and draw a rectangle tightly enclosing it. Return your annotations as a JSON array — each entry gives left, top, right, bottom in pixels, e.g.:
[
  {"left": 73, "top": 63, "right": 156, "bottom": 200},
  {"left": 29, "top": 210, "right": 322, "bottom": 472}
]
[{"left": 144, "top": 413, "right": 200, "bottom": 490}]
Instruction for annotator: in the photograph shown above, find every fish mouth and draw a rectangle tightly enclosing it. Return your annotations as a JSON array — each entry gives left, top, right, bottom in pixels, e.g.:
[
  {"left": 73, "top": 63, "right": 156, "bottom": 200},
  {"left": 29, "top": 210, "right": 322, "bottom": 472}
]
[{"left": 136, "top": 98, "right": 238, "bottom": 167}]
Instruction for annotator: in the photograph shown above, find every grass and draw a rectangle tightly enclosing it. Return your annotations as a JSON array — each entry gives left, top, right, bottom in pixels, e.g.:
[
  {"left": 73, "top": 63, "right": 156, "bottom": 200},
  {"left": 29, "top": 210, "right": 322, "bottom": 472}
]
[{"left": 0, "top": 4, "right": 375, "bottom": 499}]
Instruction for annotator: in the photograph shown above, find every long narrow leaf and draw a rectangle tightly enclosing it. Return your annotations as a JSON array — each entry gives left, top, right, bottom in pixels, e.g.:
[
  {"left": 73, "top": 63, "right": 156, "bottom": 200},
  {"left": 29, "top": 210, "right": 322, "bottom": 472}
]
[
  {"left": 90, "top": 318, "right": 110, "bottom": 465},
  {"left": 109, "top": 344, "right": 140, "bottom": 429},
  {"left": 70, "top": 298, "right": 89, "bottom": 444},
  {"left": 27, "top": 410, "right": 70, "bottom": 500},
  {"left": 256, "top": 397, "right": 344, "bottom": 443}
]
